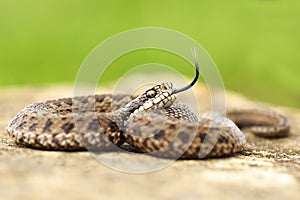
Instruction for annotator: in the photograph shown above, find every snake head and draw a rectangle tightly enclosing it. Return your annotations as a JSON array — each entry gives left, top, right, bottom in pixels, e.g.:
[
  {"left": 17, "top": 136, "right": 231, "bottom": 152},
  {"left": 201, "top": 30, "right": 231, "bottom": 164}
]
[{"left": 127, "top": 82, "right": 177, "bottom": 114}]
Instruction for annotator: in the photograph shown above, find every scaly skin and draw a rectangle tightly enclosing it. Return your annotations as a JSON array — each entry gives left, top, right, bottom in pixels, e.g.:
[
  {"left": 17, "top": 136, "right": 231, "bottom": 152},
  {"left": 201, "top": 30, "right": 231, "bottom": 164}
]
[{"left": 7, "top": 82, "right": 290, "bottom": 159}]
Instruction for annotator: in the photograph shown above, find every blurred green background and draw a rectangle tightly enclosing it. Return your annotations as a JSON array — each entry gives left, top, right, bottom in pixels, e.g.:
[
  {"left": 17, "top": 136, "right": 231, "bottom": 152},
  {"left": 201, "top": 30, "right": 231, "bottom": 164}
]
[{"left": 0, "top": 0, "right": 299, "bottom": 108}]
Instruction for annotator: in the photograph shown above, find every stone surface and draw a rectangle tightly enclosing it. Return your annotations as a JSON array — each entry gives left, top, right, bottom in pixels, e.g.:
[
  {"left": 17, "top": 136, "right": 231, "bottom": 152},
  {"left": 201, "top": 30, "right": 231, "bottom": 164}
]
[{"left": 0, "top": 85, "right": 299, "bottom": 200}]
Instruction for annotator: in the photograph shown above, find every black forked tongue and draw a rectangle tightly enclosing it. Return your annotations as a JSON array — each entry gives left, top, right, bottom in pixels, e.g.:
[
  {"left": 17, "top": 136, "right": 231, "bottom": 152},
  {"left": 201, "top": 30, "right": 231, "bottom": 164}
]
[{"left": 173, "top": 50, "right": 200, "bottom": 94}]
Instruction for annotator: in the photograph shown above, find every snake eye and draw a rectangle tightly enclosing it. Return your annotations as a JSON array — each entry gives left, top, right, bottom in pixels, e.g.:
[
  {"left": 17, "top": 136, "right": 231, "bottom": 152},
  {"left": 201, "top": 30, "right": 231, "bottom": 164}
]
[{"left": 146, "top": 90, "right": 156, "bottom": 98}]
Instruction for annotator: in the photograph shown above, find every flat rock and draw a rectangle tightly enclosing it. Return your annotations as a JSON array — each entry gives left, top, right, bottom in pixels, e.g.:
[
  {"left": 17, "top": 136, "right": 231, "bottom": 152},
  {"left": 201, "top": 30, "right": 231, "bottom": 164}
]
[{"left": 0, "top": 85, "right": 299, "bottom": 200}]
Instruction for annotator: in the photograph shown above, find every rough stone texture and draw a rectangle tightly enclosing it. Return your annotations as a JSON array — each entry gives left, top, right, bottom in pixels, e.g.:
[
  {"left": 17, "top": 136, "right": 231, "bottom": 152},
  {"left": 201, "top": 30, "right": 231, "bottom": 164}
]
[{"left": 0, "top": 85, "right": 299, "bottom": 200}]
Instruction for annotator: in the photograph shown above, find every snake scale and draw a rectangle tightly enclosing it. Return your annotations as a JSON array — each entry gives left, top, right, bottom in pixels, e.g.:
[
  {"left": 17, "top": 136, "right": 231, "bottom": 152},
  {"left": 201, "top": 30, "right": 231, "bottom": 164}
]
[{"left": 7, "top": 61, "right": 290, "bottom": 159}]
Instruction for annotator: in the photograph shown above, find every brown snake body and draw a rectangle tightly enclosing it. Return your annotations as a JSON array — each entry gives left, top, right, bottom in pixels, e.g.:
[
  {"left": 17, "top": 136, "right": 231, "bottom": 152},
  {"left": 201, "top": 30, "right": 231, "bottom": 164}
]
[
  {"left": 7, "top": 84, "right": 290, "bottom": 159},
  {"left": 6, "top": 59, "right": 290, "bottom": 159}
]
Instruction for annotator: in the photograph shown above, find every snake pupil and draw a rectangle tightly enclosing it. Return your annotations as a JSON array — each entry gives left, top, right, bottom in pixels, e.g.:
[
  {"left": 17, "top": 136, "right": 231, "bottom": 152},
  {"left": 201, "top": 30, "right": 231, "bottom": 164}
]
[{"left": 146, "top": 90, "right": 156, "bottom": 98}]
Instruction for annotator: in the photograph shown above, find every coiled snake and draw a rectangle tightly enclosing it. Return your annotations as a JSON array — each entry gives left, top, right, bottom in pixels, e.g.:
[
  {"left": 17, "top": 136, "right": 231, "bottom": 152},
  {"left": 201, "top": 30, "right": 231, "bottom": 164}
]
[{"left": 7, "top": 61, "right": 290, "bottom": 159}]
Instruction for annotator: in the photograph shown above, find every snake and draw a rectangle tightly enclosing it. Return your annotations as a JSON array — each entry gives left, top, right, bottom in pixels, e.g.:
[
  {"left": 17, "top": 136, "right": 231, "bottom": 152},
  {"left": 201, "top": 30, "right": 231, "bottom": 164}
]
[{"left": 6, "top": 60, "right": 290, "bottom": 159}]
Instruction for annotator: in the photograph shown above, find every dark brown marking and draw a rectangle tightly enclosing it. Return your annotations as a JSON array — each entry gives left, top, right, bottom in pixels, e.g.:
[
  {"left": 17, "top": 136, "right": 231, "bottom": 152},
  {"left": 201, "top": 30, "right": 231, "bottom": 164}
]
[
  {"left": 17, "top": 121, "right": 27, "bottom": 129},
  {"left": 53, "top": 101, "right": 62, "bottom": 107},
  {"left": 29, "top": 123, "right": 38, "bottom": 131},
  {"left": 198, "top": 133, "right": 207, "bottom": 143},
  {"left": 43, "top": 119, "right": 53, "bottom": 132},
  {"left": 154, "top": 130, "right": 165, "bottom": 140},
  {"left": 64, "top": 99, "right": 72, "bottom": 106},
  {"left": 87, "top": 119, "right": 100, "bottom": 132},
  {"left": 95, "top": 95, "right": 106, "bottom": 102},
  {"left": 98, "top": 108, "right": 107, "bottom": 112},
  {"left": 167, "top": 123, "right": 176, "bottom": 130},
  {"left": 218, "top": 135, "right": 228, "bottom": 143},
  {"left": 109, "top": 121, "right": 119, "bottom": 132},
  {"left": 30, "top": 116, "right": 37, "bottom": 120},
  {"left": 62, "top": 122, "right": 75, "bottom": 133},
  {"left": 177, "top": 132, "right": 189, "bottom": 143}
]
